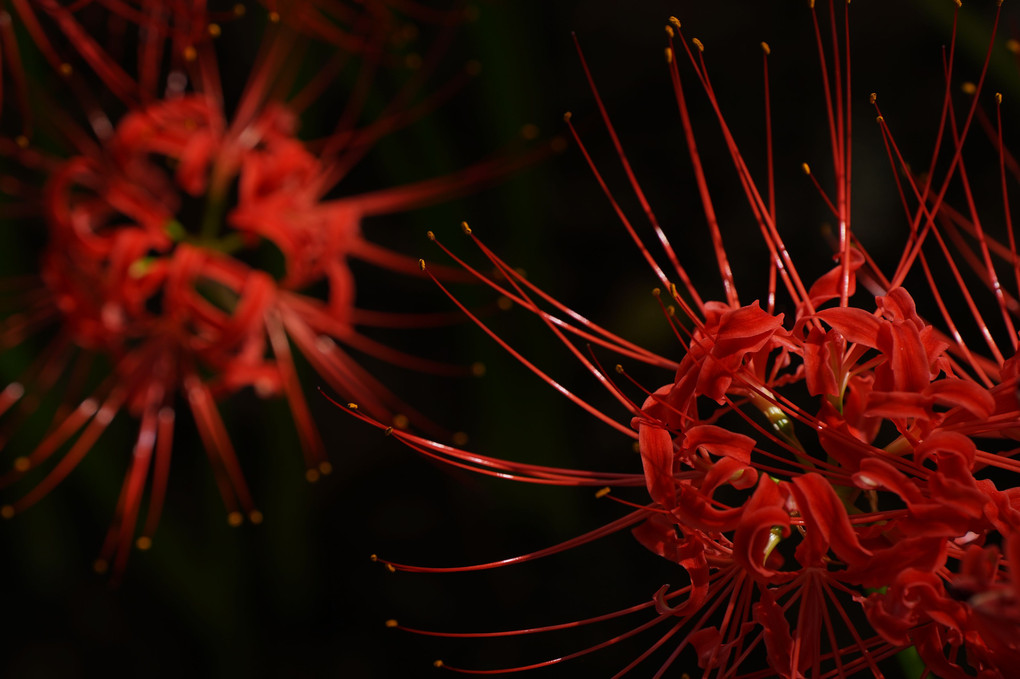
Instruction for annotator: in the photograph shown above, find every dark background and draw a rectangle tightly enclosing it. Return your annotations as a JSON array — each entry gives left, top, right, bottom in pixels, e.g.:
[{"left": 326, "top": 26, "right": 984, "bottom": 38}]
[{"left": 1, "top": 1, "right": 1017, "bottom": 677}]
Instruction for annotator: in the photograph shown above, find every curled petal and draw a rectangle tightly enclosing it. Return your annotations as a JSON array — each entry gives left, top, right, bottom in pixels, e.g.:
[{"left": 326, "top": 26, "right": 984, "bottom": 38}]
[
  {"left": 732, "top": 475, "right": 789, "bottom": 580},
  {"left": 789, "top": 473, "right": 872, "bottom": 568},
  {"left": 815, "top": 306, "right": 881, "bottom": 347},
  {"left": 682, "top": 424, "right": 756, "bottom": 464},
  {"left": 924, "top": 378, "right": 996, "bottom": 419},
  {"left": 638, "top": 423, "right": 676, "bottom": 509}
]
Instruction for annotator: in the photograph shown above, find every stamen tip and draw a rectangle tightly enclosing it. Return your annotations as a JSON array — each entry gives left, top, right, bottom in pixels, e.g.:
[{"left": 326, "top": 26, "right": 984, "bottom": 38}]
[
  {"left": 227, "top": 511, "right": 244, "bottom": 527},
  {"left": 961, "top": 81, "right": 977, "bottom": 95},
  {"left": 869, "top": 92, "right": 877, "bottom": 104},
  {"left": 995, "top": 92, "right": 1003, "bottom": 104},
  {"left": 385, "top": 619, "right": 399, "bottom": 628},
  {"left": 426, "top": 230, "right": 436, "bottom": 241},
  {"left": 418, "top": 259, "right": 426, "bottom": 271},
  {"left": 135, "top": 536, "right": 153, "bottom": 551},
  {"left": 692, "top": 37, "right": 704, "bottom": 52},
  {"left": 433, "top": 660, "right": 444, "bottom": 668},
  {"left": 563, "top": 111, "right": 573, "bottom": 122},
  {"left": 460, "top": 221, "right": 472, "bottom": 235},
  {"left": 595, "top": 486, "right": 611, "bottom": 498},
  {"left": 761, "top": 41, "right": 771, "bottom": 55},
  {"left": 668, "top": 16, "right": 681, "bottom": 30},
  {"left": 346, "top": 402, "right": 359, "bottom": 410}
]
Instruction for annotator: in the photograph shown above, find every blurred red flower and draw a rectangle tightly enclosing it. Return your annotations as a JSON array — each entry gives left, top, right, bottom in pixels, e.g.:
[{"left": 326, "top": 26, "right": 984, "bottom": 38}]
[{"left": 0, "top": 0, "right": 520, "bottom": 576}]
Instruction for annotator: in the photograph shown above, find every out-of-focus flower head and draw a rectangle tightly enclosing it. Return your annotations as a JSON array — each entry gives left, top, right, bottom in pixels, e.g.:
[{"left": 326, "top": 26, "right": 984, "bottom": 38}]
[
  {"left": 0, "top": 0, "right": 525, "bottom": 577},
  {"left": 352, "top": 1, "right": 1020, "bottom": 676}
]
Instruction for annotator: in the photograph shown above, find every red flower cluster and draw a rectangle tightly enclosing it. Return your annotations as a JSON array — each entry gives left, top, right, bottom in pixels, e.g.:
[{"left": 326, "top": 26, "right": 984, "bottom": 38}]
[
  {"left": 354, "top": 2, "right": 1020, "bottom": 676},
  {"left": 0, "top": 1, "right": 508, "bottom": 576}
]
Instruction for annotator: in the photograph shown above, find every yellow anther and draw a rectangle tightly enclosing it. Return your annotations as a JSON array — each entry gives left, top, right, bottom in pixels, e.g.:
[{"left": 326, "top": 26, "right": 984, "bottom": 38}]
[
  {"left": 595, "top": 487, "right": 611, "bottom": 498},
  {"left": 665, "top": 47, "right": 673, "bottom": 64},
  {"left": 418, "top": 258, "right": 426, "bottom": 271},
  {"left": 385, "top": 619, "right": 399, "bottom": 628},
  {"left": 615, "top": 364, "right": 624, "bottom": 374},
  {"left": 665, "top": 25, "right": 674, "bottom": 39},
  {"left": 801, "top": 162, "right": 812, "bottom": 175},
  {"left": 305, "top": 468, "right": 321, "bottom": 483},
  {"left": 996, "top": 92, "right": 1003, "bottom": 104},
  {"left": 227, "top": 511, "right": 244, "bottom": 527},
  {"left": 208, "top": 23, "right": 221, "bottom": 37},
  {"left": 233, "top": 3, "right": 246, "bottom": 16},
  {"left": 136, "top": 536, "right": 153, "bottom": 551},
  {"left": 347, "top": 402, "right": 358, "bottom": 410},
  {"left": 692, "top": 38, "right": 704, "bottom": 52},
  {"left": 809, "top": 0, "right": 816, "bottom": 8},
  {"left": 563, "top": 111, "right": 573, "bottom": 122},
  {"left": 1007, "top": 39, "right": 1020, "bottom": 54},
  {"left": 384, "top": 426, "right": 394, "bottom": 436},
  {"left": 434, "top": 661, "right": 444, "bottom": 668},
  {"left": 268, "top": 11, "right": 280, "bottom": 22},
  {"left": 961, "top": 81, "right": 977, "bottom": 95},
  {"left": 876, "top": 115, "right": 884, "bottom": 123},
  {"left": 869, "top": 92, "right": 877, "bottom": 104},
  {"left": 319, "top": 461, "right": 333, "bottom": 475},
  {"left": 249, "top": 510, "right": 263, "bottom": 524},
  {"left": 461, "top": 221, "right": 472, "bottom": 235},
  {"left": 652, "top": 287, "right": 661, "bottom": 296},
  {"left": 668, "top": 16, "right": 681, "bottom": 30},
  {"left": 183, "top": 46, "right": 197, "bottom": 62},
  {"left": 426, "top": 230, "right": 436, "bottom": 241},
  {"left": 761, "top": 42, "right": 771, "bottom": 55},
  {"left": 385, "top": 563, "right": 396, "bottom": 573}
]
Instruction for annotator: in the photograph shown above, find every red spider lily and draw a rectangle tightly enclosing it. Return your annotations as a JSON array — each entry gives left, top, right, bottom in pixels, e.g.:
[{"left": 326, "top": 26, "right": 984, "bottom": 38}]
[
  {"left": 347, "top": 1, "right": 1020, "bottom": 676},
  {"left": 0, "top": 0, "right": 528, "bottom": 577}
]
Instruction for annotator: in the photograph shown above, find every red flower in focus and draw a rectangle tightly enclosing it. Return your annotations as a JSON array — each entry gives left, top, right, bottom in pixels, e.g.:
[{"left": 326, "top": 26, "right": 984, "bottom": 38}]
[
  {"left": 0, "top": 1, "right": 521, "bottom": 576},
  {"left": 349, "top": 2, "right": 1020, "bottom": 676}
]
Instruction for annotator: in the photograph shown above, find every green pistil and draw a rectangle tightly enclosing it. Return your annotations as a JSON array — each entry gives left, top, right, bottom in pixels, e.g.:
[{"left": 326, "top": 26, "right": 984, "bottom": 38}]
[{"left": 763, "top": 526, "right": 784, "bottom": 564}]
